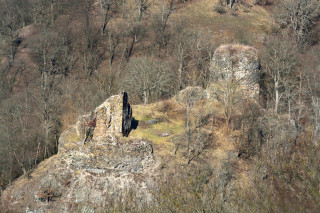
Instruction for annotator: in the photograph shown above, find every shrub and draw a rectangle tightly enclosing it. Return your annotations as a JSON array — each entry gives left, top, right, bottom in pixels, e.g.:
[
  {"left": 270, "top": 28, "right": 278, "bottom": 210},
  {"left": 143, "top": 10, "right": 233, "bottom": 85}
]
[
  {"left": 157, "top": 100, "right": 175, "bottom": 113},
  {"left": 214, "top": 5, "right": 226, "bottom": 14}
]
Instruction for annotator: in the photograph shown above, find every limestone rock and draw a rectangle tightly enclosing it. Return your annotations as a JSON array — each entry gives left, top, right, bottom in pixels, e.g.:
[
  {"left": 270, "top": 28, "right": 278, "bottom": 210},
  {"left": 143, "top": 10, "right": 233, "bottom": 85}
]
[
  {"left": 1, "top": 118, "right": 155, "bottom": 213},
  {"left": 93, "top": 93, "right": 124, "bottom": 140},
  {"left": 75, "top": 113, "right": 92, "bottom": 141},
  {"left": 75, "top": 92, "right": 133, "bottom": 142},
  {"left": 145, "top": 118, "right": 159, "bottom": 125},
  {"left": 210, "top": 44, "right": 261, "bottom": 98}
]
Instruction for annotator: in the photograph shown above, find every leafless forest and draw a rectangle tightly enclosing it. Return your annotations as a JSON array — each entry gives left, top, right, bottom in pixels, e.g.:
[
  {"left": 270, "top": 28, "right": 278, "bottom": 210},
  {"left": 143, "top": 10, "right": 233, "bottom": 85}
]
[{"left": 0, "top": 0, "right": 320, "bottom": 212}]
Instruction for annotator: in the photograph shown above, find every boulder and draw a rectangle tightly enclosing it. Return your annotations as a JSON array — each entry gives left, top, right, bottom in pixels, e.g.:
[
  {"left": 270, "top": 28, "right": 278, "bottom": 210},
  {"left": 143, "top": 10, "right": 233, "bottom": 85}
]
[{"left": 146, "top": 118, "right": 159, "bottom": 125}]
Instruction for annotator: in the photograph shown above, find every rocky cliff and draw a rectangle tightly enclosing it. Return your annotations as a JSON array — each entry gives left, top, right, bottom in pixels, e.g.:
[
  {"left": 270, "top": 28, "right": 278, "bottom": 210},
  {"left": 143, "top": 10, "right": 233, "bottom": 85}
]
[
  {"left": 209, "top": 44, "right": 261, "bottom": 98},
  {"left": 1, "top": 93, "right": 155, "bottom": 212}
]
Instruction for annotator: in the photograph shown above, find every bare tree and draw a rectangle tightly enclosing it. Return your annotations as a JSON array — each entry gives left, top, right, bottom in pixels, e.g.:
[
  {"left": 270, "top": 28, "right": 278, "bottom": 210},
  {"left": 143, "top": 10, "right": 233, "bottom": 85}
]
[
  {"left": 262, "top": 36, "right": 299, "bottom": 115},
  {"left": 185, "top": 91, "right": 211, "bottom": 164},
  {"left": 30, "top": 11, "right": 64, "bottom": 158},
  {"left": 225, "top": 0, "right": 236, "bottom": 9},
  {"left": 151, "top": 0, "right": 176, "bottom": 56},
  {"left": 124, "top": 22, "right": 146, "bottom": 61},
  {"left": 173, "top": 30, "right": 193, "bottom": 90},
  {"left": 305, "top": 47, "right": 320, "bottom": 140},
  {"left": 275, "top": 0, "right": 320, "bottom": 49},
  {"left": 0, "top": 0, "right": 25, "bottom": 67},
  {"left": 136, "top": 0, "right": 149, "bottom": 22},
  {"left": 189, "top": 30, "right": 216, "bottom": 88},
  {"left": 121, "top": 0, "right": 149, "bottom": 61},
  {"left": 105, "top": 26, "right": 121, "bottom": 68},
  {"left": 99, "top": 0, "right": 120, "bottom": 35},
  {"left": 124, "top": 57, "right": 174, "bottom": 104},
  {"left": 215, "top": 78, "right": 241, "bottom": 130},
  {"left": 81, "top": 0, "right": 103, "bottom": 77},
  {"left": 226, "top": 0, "right": 236, "bottom": 9}
]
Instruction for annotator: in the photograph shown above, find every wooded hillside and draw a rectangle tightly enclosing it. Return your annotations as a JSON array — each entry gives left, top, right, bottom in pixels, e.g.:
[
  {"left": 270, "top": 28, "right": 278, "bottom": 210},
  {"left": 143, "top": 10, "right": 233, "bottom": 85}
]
[{"left": 1, "top": 0, "right": 320, "bottom": 212}]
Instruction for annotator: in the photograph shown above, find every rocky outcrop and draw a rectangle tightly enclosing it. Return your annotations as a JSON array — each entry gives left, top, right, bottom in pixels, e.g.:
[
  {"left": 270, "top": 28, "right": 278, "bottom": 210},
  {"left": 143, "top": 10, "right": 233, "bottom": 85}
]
[
  {"left": 1, "top": 131, "right": 155, "bottom": 212},
  {"left": 1, "top": 93, "right": 155, "bottom": 212},
  {"left": 75, "top": 92, "right": 132, "bottom": 143},
  {"left": 209, "top": 44, "right": 261, "bottom": 98},
  {"left": 92, "top": 93, "right": 124, "bottom": 140}
]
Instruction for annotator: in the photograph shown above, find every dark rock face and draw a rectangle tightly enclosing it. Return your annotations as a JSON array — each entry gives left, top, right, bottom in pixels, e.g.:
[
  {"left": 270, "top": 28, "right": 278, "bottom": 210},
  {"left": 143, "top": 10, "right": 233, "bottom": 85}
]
[{"left": 122, "top": 92, "right": 132, "bottom": 137}]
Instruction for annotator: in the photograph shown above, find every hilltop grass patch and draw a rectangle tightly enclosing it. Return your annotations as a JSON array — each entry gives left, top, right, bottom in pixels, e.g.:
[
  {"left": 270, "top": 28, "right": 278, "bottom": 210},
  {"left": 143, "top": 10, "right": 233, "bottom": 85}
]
[{"left": 128, "top": 101, "right": 185, "bottom": 145}]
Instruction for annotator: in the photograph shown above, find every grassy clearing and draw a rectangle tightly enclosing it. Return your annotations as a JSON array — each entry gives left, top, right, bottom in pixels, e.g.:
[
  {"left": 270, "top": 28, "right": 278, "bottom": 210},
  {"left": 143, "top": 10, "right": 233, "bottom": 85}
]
[
  {"left": 128, "top": 100, "right": 185, "bottom": 145},
  {"left": 127, "top": 96, "right": 239, "bottom": 170}
]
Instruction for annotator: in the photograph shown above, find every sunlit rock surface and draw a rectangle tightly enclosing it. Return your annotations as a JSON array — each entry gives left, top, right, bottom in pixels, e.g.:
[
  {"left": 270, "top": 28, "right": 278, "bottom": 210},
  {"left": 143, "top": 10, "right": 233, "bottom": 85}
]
[
  {"left": 209, "top": 44, "right": 261, "bottom": 98},
  {"left": 1, "top": 93, "right": 155, "bottom": 213}
]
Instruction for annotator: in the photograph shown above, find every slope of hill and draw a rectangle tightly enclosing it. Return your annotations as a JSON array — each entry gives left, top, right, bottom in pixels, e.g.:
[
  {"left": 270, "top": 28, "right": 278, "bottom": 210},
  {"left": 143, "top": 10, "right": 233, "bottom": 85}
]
[
  {"left": 1, "top": 87, "right": 240, "bottom": 212},
  {"left": 1, "top": 0, "right": 320, "bottom": 212},
  {"left": 0, "top": 0, "right": 275, "bottom": 191}
]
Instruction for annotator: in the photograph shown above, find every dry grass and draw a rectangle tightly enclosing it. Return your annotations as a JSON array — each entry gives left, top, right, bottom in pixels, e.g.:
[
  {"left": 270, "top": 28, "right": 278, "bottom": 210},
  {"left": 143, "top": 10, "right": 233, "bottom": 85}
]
[
  {"left": 128, "top": 100, "right": 185, "bottom": 146},
  {"left": 60, "top": 128, "right": 81, "bottom": 152},
  {"left": 172, "top": 0, "right": 273, "bottom": 45},
  {"left": 216, "top": 44, "right": 258, "bottom": 54},
  {"left": 1, "top": 93, "right": 253, "bottom": 212},
  {"left": 126, "top": 95, "right": 242, "bottom": 176}
]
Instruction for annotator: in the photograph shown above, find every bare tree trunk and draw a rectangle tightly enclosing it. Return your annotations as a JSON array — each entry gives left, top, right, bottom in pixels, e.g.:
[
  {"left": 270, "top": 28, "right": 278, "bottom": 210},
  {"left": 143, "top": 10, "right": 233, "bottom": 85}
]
[
  {"left": 50, "top": 0, "right": 54, "bottom": 26},
  {"left": 35, "top": 139, "right": 41, "bottom": 166},
  {"left": 84, "top": 2, "right": 90, "bottom": 76},
  {"left": 186, "top": 99, "right": 191, "bottom": 164},
  {"left": 100, "top": 0, "right": 111, "bottom": 35},
  {"left": 9, "top": 38, "right": 14, "bottom": 66},
  {"left": 312, "top": 97, "right": 320, "bottom": 140},
  {"left": 99, "top": 0, "right": 105, "bottom": 35},
  {"left": 230, "top": 0, "right": 235, "bottom": 8},
  {"left": 297, "top": 71, "right": 303, "bottom": 122},
  {"left": 288, "top": 95, "right": 291, "bottom": 121},
  {"left": 178, "top": 45, "right": 184, "bottom": 90},
  {"left": 143, "top": 88, "right": 148, "bottom": 105},
  {"left": 275, "top": 79, "right": 279, "bottom": 114},
  {"left": 41, "top": 28, "right": 51, "bottom": 159},
  {"left": 13, "top": 152, "right": 26, "bottom": 174},
  {"left": 137, "top": 0, "right": 148, "bottom": 21}
]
